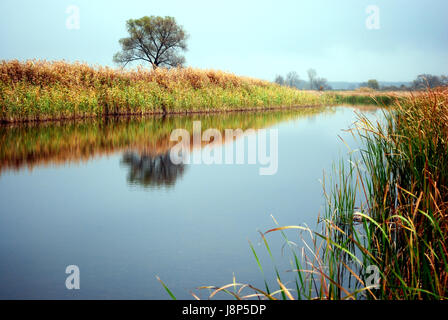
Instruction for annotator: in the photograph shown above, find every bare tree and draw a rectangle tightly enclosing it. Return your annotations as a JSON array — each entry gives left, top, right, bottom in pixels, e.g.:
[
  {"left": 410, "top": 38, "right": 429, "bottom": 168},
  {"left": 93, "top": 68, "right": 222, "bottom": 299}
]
[
  {"left": 412, "top": 74, "right": 445, "bottom": 89},
  {"left": 307, "top": 69, "right": 317, "bottom": 90},
  {"left": 315, "top": 78, "right": 331, "bottom": 91},
  {"left": 274, "top": 75, "right": 285, "bottom": 86},
  {"left": 307, "top": 68, "right": 331, "bottom": 90},
  {"left": 285, "top": 71, "right": 301, "bottom": 88},
  {"left": 113, "top": 16, "right": 188, "bottom": 69},
  {"left": 441, "top": 75, "right": 448, "bottom": 86}
]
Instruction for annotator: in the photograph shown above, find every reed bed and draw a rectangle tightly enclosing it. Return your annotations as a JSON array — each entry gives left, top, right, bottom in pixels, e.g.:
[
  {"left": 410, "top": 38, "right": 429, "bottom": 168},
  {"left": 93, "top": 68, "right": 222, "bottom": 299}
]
[
  {"left": 0, "top": 60, "right": 396, "bottom": 123},
  {"left": 0, "top": 60, "right": 337, "bottom": 122},
  {"left": 348, "top": 87, "right": 448, "bottom": 299},
  {"left": 170, "top": 88, "right": 447, "bottom": 300}
]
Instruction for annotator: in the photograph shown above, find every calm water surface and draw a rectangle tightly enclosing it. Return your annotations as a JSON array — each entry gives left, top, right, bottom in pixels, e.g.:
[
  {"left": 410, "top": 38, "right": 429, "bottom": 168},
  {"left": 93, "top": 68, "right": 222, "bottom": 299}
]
[{"left": 0, "top": 106, "right": 381, "bottom": 299}]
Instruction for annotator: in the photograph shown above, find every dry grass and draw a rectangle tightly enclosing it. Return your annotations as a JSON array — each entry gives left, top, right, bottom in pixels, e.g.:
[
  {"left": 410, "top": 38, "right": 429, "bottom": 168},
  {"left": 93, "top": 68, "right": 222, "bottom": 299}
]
[
  {"left": 0, "top": 60, "right": 336, "bottom": 122},
  {"left": 0, "top": 59, "right": 270, "bottom": 89},
  {"left": 0, "top": 60, "right": 396, "bottom": 122}
]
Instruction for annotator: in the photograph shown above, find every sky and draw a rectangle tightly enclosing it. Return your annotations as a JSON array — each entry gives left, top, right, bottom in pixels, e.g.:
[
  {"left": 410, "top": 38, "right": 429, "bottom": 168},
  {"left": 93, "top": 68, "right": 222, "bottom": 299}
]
[{"left": 0, "top": 0, "right": 447, "bottom": 82}]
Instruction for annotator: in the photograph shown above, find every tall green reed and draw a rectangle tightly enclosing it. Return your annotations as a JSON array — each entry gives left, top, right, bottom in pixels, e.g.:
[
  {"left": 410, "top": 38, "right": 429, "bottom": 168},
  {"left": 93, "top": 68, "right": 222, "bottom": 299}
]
[{"left": 179, "top": 88, "right": 447, "bottom": 300}]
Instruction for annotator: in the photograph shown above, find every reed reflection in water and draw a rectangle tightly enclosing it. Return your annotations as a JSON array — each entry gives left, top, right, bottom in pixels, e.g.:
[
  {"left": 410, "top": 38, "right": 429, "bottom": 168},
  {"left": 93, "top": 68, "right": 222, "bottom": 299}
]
[{"left": 0, "top": 107, "right": 325, "bottom": 176}]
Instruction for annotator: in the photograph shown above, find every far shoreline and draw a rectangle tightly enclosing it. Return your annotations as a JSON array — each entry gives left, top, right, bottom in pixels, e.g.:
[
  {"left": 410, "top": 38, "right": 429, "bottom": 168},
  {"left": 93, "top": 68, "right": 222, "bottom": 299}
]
[{"left": 0, "top": 105, "right": 323, "bottom": 124}]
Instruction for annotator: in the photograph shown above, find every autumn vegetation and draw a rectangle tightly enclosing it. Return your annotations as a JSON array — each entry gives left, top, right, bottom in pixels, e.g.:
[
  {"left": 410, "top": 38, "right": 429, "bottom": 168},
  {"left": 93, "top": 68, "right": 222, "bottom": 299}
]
[{"left": 0, "top": 60, "right": 393, "bottom": 123}]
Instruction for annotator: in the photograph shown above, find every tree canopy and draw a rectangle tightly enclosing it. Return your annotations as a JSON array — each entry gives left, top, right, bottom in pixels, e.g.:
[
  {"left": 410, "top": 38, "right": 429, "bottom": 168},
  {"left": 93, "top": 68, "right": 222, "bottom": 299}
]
[
  {"left": 366, "top": 79, "right": 380, "bottom": 90},
  {"left": 113, "top": 16, "right": 188, "bottom": 69},
  {"left": 412, "top": 74, "right": 448, "bottom": 89}
]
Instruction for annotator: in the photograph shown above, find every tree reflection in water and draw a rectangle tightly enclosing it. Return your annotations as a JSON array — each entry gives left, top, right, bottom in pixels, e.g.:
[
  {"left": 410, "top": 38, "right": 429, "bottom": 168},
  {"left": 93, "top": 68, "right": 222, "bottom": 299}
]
[
  {"left": 0, "top": 107, "right": 329, "bottom": 176},
  {"left": 121, "top": 151, "right": 186, "bottom": 188}
]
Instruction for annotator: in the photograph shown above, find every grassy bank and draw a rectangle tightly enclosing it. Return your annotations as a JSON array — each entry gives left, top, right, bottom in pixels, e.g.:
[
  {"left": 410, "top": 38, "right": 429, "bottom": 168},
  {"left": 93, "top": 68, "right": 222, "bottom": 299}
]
[
  {"left": 1, "top": 60, "right": 392, "bottom": 122},
  {"left": 178, "top": 88, "right": 448, "bottom": 300},
  {"left": 0, "top": 60, "right": 330, "bottom": 122}
]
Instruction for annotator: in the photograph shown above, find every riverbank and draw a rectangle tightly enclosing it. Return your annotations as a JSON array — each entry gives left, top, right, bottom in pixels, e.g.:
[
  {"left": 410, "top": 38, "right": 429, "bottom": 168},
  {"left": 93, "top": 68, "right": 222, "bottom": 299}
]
[
  {"left": 313, "top": 87, "right": 448, "bottom": 299},
  {"left": 1, "top": 60, "right": 395, "bottom": 123}
]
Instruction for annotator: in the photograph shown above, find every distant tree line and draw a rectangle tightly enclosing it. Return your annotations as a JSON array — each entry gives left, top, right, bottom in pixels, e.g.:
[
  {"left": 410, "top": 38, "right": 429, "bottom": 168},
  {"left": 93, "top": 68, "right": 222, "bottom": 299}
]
[
  {"left": 410, "top": 74, "right": 448, "bottom": 90},
  {"left": 275, "top": 72, "right": 448, "bottom": 92},
  {"left": 360, "top": 79, "right": 380, "bottom": 90},
  {"left": 361, "top": 74, "right": 448, "bottom": 91},
  {"left": 274, "top": 69, "right": 332, "bottom": 91}
]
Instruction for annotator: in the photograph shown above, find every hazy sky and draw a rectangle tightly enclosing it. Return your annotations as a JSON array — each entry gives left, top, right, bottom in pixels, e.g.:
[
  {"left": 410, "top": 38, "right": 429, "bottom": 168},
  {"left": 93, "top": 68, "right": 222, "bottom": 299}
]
[{"left": 0, "top": 0, "right": 447, "bottom": 82}]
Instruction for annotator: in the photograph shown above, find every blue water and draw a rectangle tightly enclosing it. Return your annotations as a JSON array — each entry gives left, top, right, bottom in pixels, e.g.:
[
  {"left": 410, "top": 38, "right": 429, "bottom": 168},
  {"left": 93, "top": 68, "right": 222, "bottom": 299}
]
[{"left": 0, "top": 106, "right": 381, "bottom": 299}]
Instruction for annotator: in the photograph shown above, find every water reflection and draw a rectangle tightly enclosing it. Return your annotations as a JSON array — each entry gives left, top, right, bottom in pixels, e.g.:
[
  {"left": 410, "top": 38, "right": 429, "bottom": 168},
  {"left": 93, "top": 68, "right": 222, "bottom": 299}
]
[
  {"left": 0, "top": 107, "right": 326, "bottom": 176},
  {"left": 0, "top": 105, "right": 382, "bottom": 299},
  {"left": 121, "top": 151, "right": 186, "bottom": 188}
]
